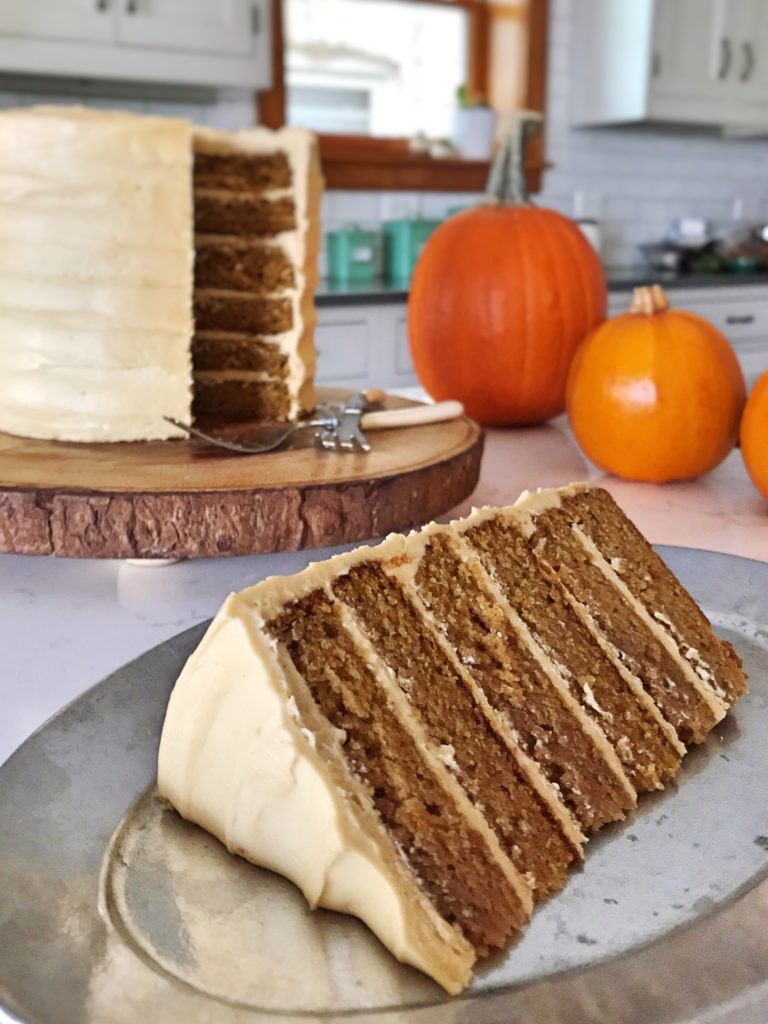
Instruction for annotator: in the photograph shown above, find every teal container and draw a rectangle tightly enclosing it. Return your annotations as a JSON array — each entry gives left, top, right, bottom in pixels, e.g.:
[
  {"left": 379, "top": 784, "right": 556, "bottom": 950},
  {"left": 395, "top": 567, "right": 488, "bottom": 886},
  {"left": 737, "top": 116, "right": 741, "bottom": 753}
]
[
  {"left": 384, "top": 219, "right": 441, "bottom": 282},
  {"left": 326, "top": 227, "right": 383, "bottom": 283}
]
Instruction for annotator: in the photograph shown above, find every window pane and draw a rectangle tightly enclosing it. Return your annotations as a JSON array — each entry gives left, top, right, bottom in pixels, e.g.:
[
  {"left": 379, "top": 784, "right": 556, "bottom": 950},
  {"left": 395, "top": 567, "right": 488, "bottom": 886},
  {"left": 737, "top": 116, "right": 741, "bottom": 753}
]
[{"left": 285, "top": 0, "right": 469, "bottom": 138}]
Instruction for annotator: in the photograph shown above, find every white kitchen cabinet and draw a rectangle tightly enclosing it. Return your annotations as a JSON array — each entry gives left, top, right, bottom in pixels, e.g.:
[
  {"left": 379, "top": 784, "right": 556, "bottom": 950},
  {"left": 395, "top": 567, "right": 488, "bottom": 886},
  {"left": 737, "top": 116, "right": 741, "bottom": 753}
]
[
  {"left": 116, "top": 0, "right": 253, "bottom": 57},
  {"left": 0, "top": 1, "right": 114, "bottom": 43},
  {"left": 0, "top": 0, "right": 270, "bottom": 89},
  {"left": 571, "top": 0, "right": 768, "bottom": 128},
  {"left": 651, "top": 0, "right": 722, "bottom": 103},
  {"left": 315, "top": 303, "right": 419, "bottom": 391},
  {"left": 608, "top": 284, "right": 768, "bottom": 389}
]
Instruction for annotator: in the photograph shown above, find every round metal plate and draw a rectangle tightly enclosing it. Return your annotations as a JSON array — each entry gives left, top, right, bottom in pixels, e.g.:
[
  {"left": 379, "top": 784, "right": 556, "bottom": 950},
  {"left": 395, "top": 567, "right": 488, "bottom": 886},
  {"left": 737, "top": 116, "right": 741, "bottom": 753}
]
[{"left": 1, "top": 547, "right": 767, "bottom": 1024}]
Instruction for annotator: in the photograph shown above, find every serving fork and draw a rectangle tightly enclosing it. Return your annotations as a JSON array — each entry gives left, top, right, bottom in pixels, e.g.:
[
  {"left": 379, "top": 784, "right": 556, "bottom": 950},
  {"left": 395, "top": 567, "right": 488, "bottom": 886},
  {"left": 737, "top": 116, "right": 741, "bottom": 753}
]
[{"left": 165, "top": 390, "right": 464, "bottom": 455}]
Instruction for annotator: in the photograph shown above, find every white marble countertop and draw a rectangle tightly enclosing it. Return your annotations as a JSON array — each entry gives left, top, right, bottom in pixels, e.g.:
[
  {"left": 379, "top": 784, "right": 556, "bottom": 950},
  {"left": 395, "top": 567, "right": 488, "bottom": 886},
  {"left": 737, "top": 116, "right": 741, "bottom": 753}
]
[{"left": 2, "top": 416, "right": 767, "bottom": 767}]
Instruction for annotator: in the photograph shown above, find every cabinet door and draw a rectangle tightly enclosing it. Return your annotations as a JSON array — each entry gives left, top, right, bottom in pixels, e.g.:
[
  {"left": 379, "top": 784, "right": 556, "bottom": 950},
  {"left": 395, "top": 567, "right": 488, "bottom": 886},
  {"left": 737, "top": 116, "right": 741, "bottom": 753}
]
[
  {"left": 116, "top": 0, "right": 253, "bottom": 55},
  {"left": 651, "top": 0, "right": 723, "bottom": 99},
  {"left": 728, "top": 0, "right": 768, "bottom": 104},
  {"left": 0, "top": 0, "right": 114, "bottom": 43},
  {"left": 315, "top": 310, "right": 372, "bottom": 388}
]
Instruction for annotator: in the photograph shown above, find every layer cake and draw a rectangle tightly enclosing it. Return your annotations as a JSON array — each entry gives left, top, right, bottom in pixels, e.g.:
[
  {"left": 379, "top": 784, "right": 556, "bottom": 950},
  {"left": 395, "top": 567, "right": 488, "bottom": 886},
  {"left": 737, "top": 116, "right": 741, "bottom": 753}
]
[
  {"left": 158, "top": 484, "right": 746, "bottom": 994},
  {"left": 0, "top": 107, "right": 322, "bottom": 442}
]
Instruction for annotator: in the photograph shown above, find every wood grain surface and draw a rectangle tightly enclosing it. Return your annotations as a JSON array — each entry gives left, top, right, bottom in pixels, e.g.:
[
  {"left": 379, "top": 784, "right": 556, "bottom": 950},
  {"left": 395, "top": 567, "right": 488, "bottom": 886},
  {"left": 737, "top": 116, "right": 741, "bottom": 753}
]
[{"left": 0, "top": 390, "right": 483, "bottom": 559}]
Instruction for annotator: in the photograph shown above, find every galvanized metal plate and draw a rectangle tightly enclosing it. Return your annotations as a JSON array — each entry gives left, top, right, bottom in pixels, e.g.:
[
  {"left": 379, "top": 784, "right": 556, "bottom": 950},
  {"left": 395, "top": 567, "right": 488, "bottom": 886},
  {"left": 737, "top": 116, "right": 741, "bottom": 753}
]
[{"left": 1, "top": 547, "right": 768, "bottom": 1024}]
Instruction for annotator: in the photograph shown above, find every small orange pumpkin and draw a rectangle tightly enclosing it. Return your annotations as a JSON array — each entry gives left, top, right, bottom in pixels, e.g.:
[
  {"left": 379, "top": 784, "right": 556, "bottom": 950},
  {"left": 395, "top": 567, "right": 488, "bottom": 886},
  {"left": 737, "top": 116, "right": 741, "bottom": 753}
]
[
  {"left": 566, "top": 285, "right": 746, "bottom": 483},
  {"left": 740, "top": 370, "right": 768, "bottom": 500},
  {"left": 408, "top": 118, "right": 606, "bottom": 425}
]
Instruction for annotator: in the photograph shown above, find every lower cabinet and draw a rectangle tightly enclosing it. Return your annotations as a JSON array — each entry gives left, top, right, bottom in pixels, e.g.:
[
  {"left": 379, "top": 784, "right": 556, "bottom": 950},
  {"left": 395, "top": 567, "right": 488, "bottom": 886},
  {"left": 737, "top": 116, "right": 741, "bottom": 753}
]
[
  {"left": 315, "top": 302, "right": 418, "bottom": 391},
  {"left": 315, "top": 285, "right": 768, "bottom": 395}
]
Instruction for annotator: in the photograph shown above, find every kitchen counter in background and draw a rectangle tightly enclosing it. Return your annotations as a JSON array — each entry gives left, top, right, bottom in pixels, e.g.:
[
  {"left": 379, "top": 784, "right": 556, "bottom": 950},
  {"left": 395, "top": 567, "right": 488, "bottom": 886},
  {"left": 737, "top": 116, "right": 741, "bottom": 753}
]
[
  {"left": 315, "top": 269, "right": 768, "bottom": 307},
  {"left": 314, "top": 275, "right": 768, "bottom": 393},
  {"left": 1, "top": 418, "right": 766, "bottom": 767}
]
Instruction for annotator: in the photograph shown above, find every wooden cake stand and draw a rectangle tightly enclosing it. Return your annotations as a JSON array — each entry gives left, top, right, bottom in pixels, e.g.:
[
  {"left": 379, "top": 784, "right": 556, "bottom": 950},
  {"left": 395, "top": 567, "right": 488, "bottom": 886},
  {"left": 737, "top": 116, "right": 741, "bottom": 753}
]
[{"left": 0, "top": 389, "right": 483, "bottom": 559}]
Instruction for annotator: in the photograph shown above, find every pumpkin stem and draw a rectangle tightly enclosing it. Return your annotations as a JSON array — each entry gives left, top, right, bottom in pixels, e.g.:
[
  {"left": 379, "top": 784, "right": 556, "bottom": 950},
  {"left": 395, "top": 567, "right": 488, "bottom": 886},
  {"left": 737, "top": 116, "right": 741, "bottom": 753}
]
[
  {"left": 629, "top": 284, "right": 671, "bottom": 315},
  {"left": 485, "top": 110, "right": 543, "bottom": 205}
]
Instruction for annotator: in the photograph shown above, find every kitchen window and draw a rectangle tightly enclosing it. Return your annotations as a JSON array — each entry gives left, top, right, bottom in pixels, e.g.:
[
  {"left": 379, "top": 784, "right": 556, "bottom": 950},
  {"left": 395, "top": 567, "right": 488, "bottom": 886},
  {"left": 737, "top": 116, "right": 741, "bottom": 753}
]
[
  {"left": 284, "top": 0, "right": 469, "bottom": 139},
  {"left": 259, "top": 0, "right": 549, "bottom": 191}
]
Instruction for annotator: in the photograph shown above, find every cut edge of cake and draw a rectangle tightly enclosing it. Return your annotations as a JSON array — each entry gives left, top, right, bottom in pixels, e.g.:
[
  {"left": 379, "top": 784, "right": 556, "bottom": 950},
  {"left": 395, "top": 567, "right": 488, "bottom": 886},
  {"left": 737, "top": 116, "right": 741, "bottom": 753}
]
[{"left": 191, "top": 125, "right": 323, "bottom": 423}]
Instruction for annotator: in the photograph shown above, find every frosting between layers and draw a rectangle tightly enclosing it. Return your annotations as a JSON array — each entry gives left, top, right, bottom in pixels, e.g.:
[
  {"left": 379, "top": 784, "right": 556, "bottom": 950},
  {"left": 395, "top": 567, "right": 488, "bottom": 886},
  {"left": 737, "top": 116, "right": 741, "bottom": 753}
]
[{"left": 0, "top": 106, "right": 194, "bottom": 442}]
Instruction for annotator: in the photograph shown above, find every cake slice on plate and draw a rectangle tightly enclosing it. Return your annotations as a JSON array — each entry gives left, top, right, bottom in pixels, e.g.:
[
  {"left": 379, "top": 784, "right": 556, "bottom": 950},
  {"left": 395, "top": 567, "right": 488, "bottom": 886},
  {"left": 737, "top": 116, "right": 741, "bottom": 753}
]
[{"left": 158, "top": 484, "right": 747, "bottom": 995}]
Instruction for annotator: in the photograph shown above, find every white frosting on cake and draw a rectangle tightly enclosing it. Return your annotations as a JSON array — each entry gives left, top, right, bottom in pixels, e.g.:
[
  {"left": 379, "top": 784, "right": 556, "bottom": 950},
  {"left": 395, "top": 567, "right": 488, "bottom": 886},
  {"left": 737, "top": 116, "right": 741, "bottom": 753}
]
[{"left": 0, "top": 106, "right": 194, "bottom": 442}]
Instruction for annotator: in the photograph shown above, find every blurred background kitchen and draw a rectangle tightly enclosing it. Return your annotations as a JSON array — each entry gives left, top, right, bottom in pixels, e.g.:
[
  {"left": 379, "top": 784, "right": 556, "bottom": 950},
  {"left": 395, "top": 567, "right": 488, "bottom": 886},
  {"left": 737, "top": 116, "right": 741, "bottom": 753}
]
[{"left": 3, "top": 0, "right": 768, "bottom": 392}]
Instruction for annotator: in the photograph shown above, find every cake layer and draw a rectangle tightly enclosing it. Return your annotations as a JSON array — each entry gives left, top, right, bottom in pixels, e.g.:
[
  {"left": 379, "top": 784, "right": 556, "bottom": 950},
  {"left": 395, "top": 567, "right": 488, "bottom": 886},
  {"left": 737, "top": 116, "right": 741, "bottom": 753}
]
[
  {"left": 193, "top": 291, "right": 292, "bottom": 335},
  {"left": 463, "top": 514, "right": 685, "bottom": 791},
  {"left": 194, "top": 240, "right": 295, "bottom": 294},
  {"left": 333, "top": 563, "right": 580, "bottom": 899},
  {"left": 193, "top": 151, "right": 291, "bottom": 192},
  {"left": 192, "top": 375, "right": 292, "bottom": 420},
  {"left": 267, "top": 589, "right": 531, "bottom": 955},
  {"left": 194, "top": 192, "right": 296, "bottom": 237},
  {"left": 192, "top": 332, "right": 288, "bottom": 374}
]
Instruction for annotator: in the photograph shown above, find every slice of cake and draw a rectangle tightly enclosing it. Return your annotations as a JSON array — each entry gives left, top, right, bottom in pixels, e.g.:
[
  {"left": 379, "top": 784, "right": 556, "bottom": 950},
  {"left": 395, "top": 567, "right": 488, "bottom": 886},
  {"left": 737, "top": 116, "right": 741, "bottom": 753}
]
[
  {"left": 0, "top": 107, "right": 322, "bottom": 442},
  {"left": 192, "top": 126, "right": 321, "bottom": 423},
  {"left": 157, "top": 484, "right": 747, "bottom": 994}
]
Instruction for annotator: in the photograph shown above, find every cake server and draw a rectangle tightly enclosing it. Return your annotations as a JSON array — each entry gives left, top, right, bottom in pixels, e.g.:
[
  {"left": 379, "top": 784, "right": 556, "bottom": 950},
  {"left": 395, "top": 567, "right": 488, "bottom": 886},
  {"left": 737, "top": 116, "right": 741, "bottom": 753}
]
[{"left": 165, "top": 391, "right": 464, "bottom": 455}]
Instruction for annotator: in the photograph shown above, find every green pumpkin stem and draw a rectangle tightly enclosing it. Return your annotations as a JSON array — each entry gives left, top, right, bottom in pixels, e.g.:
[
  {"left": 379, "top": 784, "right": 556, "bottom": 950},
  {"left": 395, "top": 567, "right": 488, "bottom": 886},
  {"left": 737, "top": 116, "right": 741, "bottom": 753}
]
[{"left": 485, "top": 110, "right": 543, "bottom": 205}]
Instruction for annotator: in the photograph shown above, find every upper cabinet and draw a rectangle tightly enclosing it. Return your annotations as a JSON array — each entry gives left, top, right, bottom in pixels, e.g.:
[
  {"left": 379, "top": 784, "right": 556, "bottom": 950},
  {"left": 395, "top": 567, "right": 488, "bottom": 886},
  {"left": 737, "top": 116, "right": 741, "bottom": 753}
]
[
  {"left": 0, "top": 0, "right": 270, "bottom": 89},
  {"left": 0, "top": 1, "right": 114, "bottom": 43},
  {"left": 571, "top": 0, "right": 768, "bottom": 128},
  {"left": 116, "top": 0, "right": 254, "bottom": 56}
]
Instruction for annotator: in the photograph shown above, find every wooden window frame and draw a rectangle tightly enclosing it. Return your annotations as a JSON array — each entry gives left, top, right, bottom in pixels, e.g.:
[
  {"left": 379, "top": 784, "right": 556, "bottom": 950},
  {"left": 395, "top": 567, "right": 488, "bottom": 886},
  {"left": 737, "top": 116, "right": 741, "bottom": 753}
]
[{"left": 259, "top": 0, "right": 549, "bottom": 192}]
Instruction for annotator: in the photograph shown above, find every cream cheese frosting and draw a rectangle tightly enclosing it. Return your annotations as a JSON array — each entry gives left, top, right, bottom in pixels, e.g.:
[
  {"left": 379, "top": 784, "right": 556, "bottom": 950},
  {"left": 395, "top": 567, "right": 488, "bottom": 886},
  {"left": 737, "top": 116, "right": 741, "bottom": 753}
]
[{"left": 0, "top": 106, "right": 194, "bottom": 442}]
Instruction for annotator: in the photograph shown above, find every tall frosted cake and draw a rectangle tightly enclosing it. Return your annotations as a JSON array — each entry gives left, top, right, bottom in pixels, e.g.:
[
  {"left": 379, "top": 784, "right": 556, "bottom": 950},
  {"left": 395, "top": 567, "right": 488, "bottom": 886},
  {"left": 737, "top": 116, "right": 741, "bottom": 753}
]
[
  {"left": 159, "top": 484, "right": 747, "bottom": 994},
  {"left": 0, "top": 107, "right": 322, "bottom": 442}
]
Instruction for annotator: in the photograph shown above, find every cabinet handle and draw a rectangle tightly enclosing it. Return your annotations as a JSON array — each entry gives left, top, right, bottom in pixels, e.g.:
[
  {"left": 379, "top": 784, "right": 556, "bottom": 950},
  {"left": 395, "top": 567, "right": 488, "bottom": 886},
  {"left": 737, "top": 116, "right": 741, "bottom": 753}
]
[
  {"left": 726, "top": 314, "right": 755, "bottom": 325},
  {"left": 718, "top": 37, "right": 732, "bottom": 79},
  {"left": 125, "top": 0, "right": 138, "bottom": 12},
  {"left": 741, "top": 41, "right": 755, "bottom": 81},
  {"left": 651, "top": 51, "right": 661, "bottom": 77},
  {"left": 95, "top": 0, "right": 109, "bottom": 9}
]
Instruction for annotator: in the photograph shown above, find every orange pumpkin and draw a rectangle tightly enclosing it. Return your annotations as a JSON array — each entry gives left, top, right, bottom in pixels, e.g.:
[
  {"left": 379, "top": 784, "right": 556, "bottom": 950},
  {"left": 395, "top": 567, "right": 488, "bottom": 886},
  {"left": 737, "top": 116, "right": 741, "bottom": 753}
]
[
  {"left": 408, "top": 125, "right": 606, "bottom": 425},
  {"left": 740, "top": 370, "right": 768, "bottom": 500},
  {"left": 566, "top": 285, "right": 746, "bottom": 483}
]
